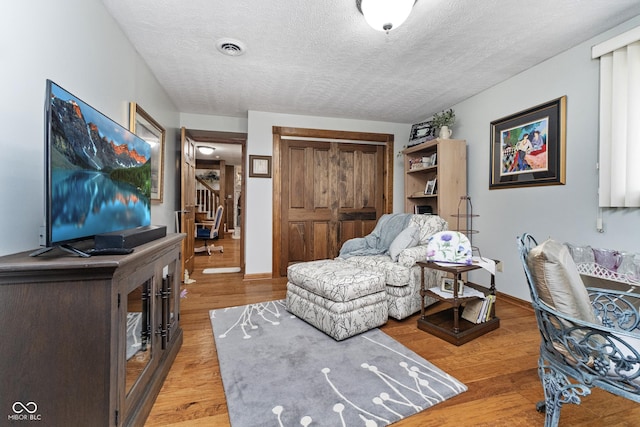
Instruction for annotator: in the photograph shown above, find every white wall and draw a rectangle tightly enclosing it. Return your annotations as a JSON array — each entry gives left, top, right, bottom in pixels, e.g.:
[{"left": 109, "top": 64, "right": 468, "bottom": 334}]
[
  {"left": 0, "top": 0, "right": 179, "bottom": 256},
  {"left": 245, "top": 111, "right": 410, "bottom": 275},
  {"left": 455, "top": 16, "right": 640, "bottom": 301},
  {"left": 180, "top": 113, "right": 248, "bottom": 133}
]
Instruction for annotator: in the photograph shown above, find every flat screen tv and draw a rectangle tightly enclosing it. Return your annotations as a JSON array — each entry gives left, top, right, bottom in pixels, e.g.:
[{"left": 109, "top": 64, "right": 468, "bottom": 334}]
[{"left": 32, "top": 80, "right": 152, "bottom": 256}]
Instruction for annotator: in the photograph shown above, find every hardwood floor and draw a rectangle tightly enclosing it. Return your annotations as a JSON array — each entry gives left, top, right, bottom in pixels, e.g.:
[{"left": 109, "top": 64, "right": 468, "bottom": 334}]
[{"left": 146, "top": 237, "right": 640, "bottom": 426}]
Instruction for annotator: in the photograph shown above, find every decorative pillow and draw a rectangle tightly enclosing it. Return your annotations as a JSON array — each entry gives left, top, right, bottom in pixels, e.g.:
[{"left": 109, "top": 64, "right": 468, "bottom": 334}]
[
  {"left": 527, "top": 239, "right": 597, "bottom": 324},
  {"left": 388, "top": 226, "right": 419, "bottom": 261},
  {"left": 425, "top": 231, "right": 472, "bottom": 265}
]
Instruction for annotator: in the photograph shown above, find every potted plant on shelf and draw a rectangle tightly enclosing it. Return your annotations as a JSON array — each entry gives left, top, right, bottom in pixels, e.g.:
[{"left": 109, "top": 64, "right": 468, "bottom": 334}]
[{"left": 431, "top": 109, "right": 456, "bottom": 139}]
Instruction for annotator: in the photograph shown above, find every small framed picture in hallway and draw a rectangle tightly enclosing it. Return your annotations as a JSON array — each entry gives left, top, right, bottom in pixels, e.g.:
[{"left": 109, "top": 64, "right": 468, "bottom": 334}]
[{"left": 249, "top": 155, "right": 272, "bottom": 178}]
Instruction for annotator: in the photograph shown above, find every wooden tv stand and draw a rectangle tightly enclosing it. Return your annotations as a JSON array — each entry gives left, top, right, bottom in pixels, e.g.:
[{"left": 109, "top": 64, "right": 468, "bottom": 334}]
[{"left": 0, "top": 233, "right": 184, "bottom": 426}]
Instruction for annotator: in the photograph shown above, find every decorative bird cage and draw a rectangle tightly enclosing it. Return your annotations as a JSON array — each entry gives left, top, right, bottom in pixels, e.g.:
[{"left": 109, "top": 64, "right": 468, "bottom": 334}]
[{"left": 452, "top": 196, "right": 481, "bottom": 257}]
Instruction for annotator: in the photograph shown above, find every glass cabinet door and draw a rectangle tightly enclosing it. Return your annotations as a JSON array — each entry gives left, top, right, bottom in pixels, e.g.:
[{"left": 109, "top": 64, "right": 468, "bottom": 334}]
[
  {"left": 125, "top": 279, "right": 153, "bottom": 397},
  {"left": 160, "top": 260, "right": 180, "bottom": 348}
]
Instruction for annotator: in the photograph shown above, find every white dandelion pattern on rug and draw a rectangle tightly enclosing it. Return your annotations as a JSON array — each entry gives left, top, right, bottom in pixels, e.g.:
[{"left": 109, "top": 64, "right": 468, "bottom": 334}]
[{"left": 210, "top": 300, "right": 466, "bottom": 427}]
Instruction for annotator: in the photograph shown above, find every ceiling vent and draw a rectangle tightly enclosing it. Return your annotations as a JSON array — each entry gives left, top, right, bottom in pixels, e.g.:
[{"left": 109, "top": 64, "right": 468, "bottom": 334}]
[{"left": 216, "top": 38, "right": 246, "bottom": 56}]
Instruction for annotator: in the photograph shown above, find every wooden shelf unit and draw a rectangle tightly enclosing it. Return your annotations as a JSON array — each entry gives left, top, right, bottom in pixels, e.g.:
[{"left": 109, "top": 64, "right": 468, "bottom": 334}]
[{"left": 403, "top": 139, "right": 467, "bottom": 220}]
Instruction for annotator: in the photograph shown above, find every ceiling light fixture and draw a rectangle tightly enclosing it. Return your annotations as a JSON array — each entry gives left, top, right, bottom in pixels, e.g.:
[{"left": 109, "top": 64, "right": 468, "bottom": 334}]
[
  {"left": 356, "top": 0, "right": 416, "bottom": 33},
  {"left": 198, "top": 146, "right": 215, "bottom": 155}
]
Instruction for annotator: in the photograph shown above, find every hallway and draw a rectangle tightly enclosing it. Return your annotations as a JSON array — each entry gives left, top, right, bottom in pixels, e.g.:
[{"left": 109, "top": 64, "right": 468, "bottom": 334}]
[{"left": 193, "top": 232, "right": 241, "bottom": 273}]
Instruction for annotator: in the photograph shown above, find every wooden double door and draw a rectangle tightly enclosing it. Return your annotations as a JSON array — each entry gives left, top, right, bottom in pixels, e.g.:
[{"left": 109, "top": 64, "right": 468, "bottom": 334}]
[{"left": 275, "top": 128, "right": 393, "bottom": 276}]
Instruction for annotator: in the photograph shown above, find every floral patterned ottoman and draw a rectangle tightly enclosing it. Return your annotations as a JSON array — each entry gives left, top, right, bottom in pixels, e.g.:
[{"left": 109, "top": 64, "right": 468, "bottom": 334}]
[{"left": 286, "top": 259, "right": 388, "bottom": 341}]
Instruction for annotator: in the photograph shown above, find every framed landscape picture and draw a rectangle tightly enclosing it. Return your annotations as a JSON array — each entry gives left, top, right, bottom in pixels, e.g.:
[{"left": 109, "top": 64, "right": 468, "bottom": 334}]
[
  {"left": 129, "top": 103, "right": 166, "bottom": 202},
  {"left": 489, "top": 96, "right": 566, "bottom": 189}
]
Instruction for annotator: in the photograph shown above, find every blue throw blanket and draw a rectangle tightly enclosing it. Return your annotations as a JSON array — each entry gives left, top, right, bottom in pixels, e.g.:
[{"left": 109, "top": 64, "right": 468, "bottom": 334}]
[{"left": 338, "top": 213, "right": 412, "bottom": 258}]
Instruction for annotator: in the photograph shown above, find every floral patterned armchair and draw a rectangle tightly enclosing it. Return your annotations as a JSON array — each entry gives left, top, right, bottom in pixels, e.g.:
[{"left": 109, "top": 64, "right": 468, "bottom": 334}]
[{"left": 342, "top": 214, "right": 448, "bottom": 320}]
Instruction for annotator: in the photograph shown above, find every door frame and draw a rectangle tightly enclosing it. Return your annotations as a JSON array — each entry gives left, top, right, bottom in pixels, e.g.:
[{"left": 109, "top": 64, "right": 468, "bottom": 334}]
[
  {"left": 272, "top": 126, "right": 394, "bottom": 277},
  {"left": 180, "top": 128, "right": 196, "bottom": 278},
  {"left": 185, "top": 131, "right": 246, "bottom": 274}
]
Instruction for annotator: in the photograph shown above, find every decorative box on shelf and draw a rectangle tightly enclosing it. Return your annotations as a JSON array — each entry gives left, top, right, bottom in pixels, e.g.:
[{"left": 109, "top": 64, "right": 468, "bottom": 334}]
[{"left": 409, "top": 153, "right": 437, "bottom": 171}]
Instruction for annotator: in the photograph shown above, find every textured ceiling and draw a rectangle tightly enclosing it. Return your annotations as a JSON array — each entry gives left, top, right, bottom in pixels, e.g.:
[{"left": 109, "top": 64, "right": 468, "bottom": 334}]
[{"left": 102, "top": 0, "right": 640, "bottom": 124}]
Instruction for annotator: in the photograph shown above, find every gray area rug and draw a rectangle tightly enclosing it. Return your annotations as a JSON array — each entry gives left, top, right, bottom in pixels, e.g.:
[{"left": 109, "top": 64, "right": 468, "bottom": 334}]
[{"left": 210, "top": 300, "right": 467, "bottom": 426}]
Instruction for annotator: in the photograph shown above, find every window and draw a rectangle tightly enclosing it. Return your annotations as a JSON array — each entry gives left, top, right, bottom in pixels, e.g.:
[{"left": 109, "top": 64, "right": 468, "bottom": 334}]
[{"left": 593, "top": 27, "right": 640, "bottom": 207}]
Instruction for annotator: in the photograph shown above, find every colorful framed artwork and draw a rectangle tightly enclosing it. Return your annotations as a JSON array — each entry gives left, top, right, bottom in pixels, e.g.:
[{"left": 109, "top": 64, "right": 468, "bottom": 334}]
[{"left": 489, "top": 96, "right": 566, "bottom": 189}]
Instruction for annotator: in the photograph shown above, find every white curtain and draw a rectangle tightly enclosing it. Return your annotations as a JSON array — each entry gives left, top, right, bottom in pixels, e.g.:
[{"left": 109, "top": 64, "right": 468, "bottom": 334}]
[{"left": 593, "top": 28, "right": 640, "bottom": 207}]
